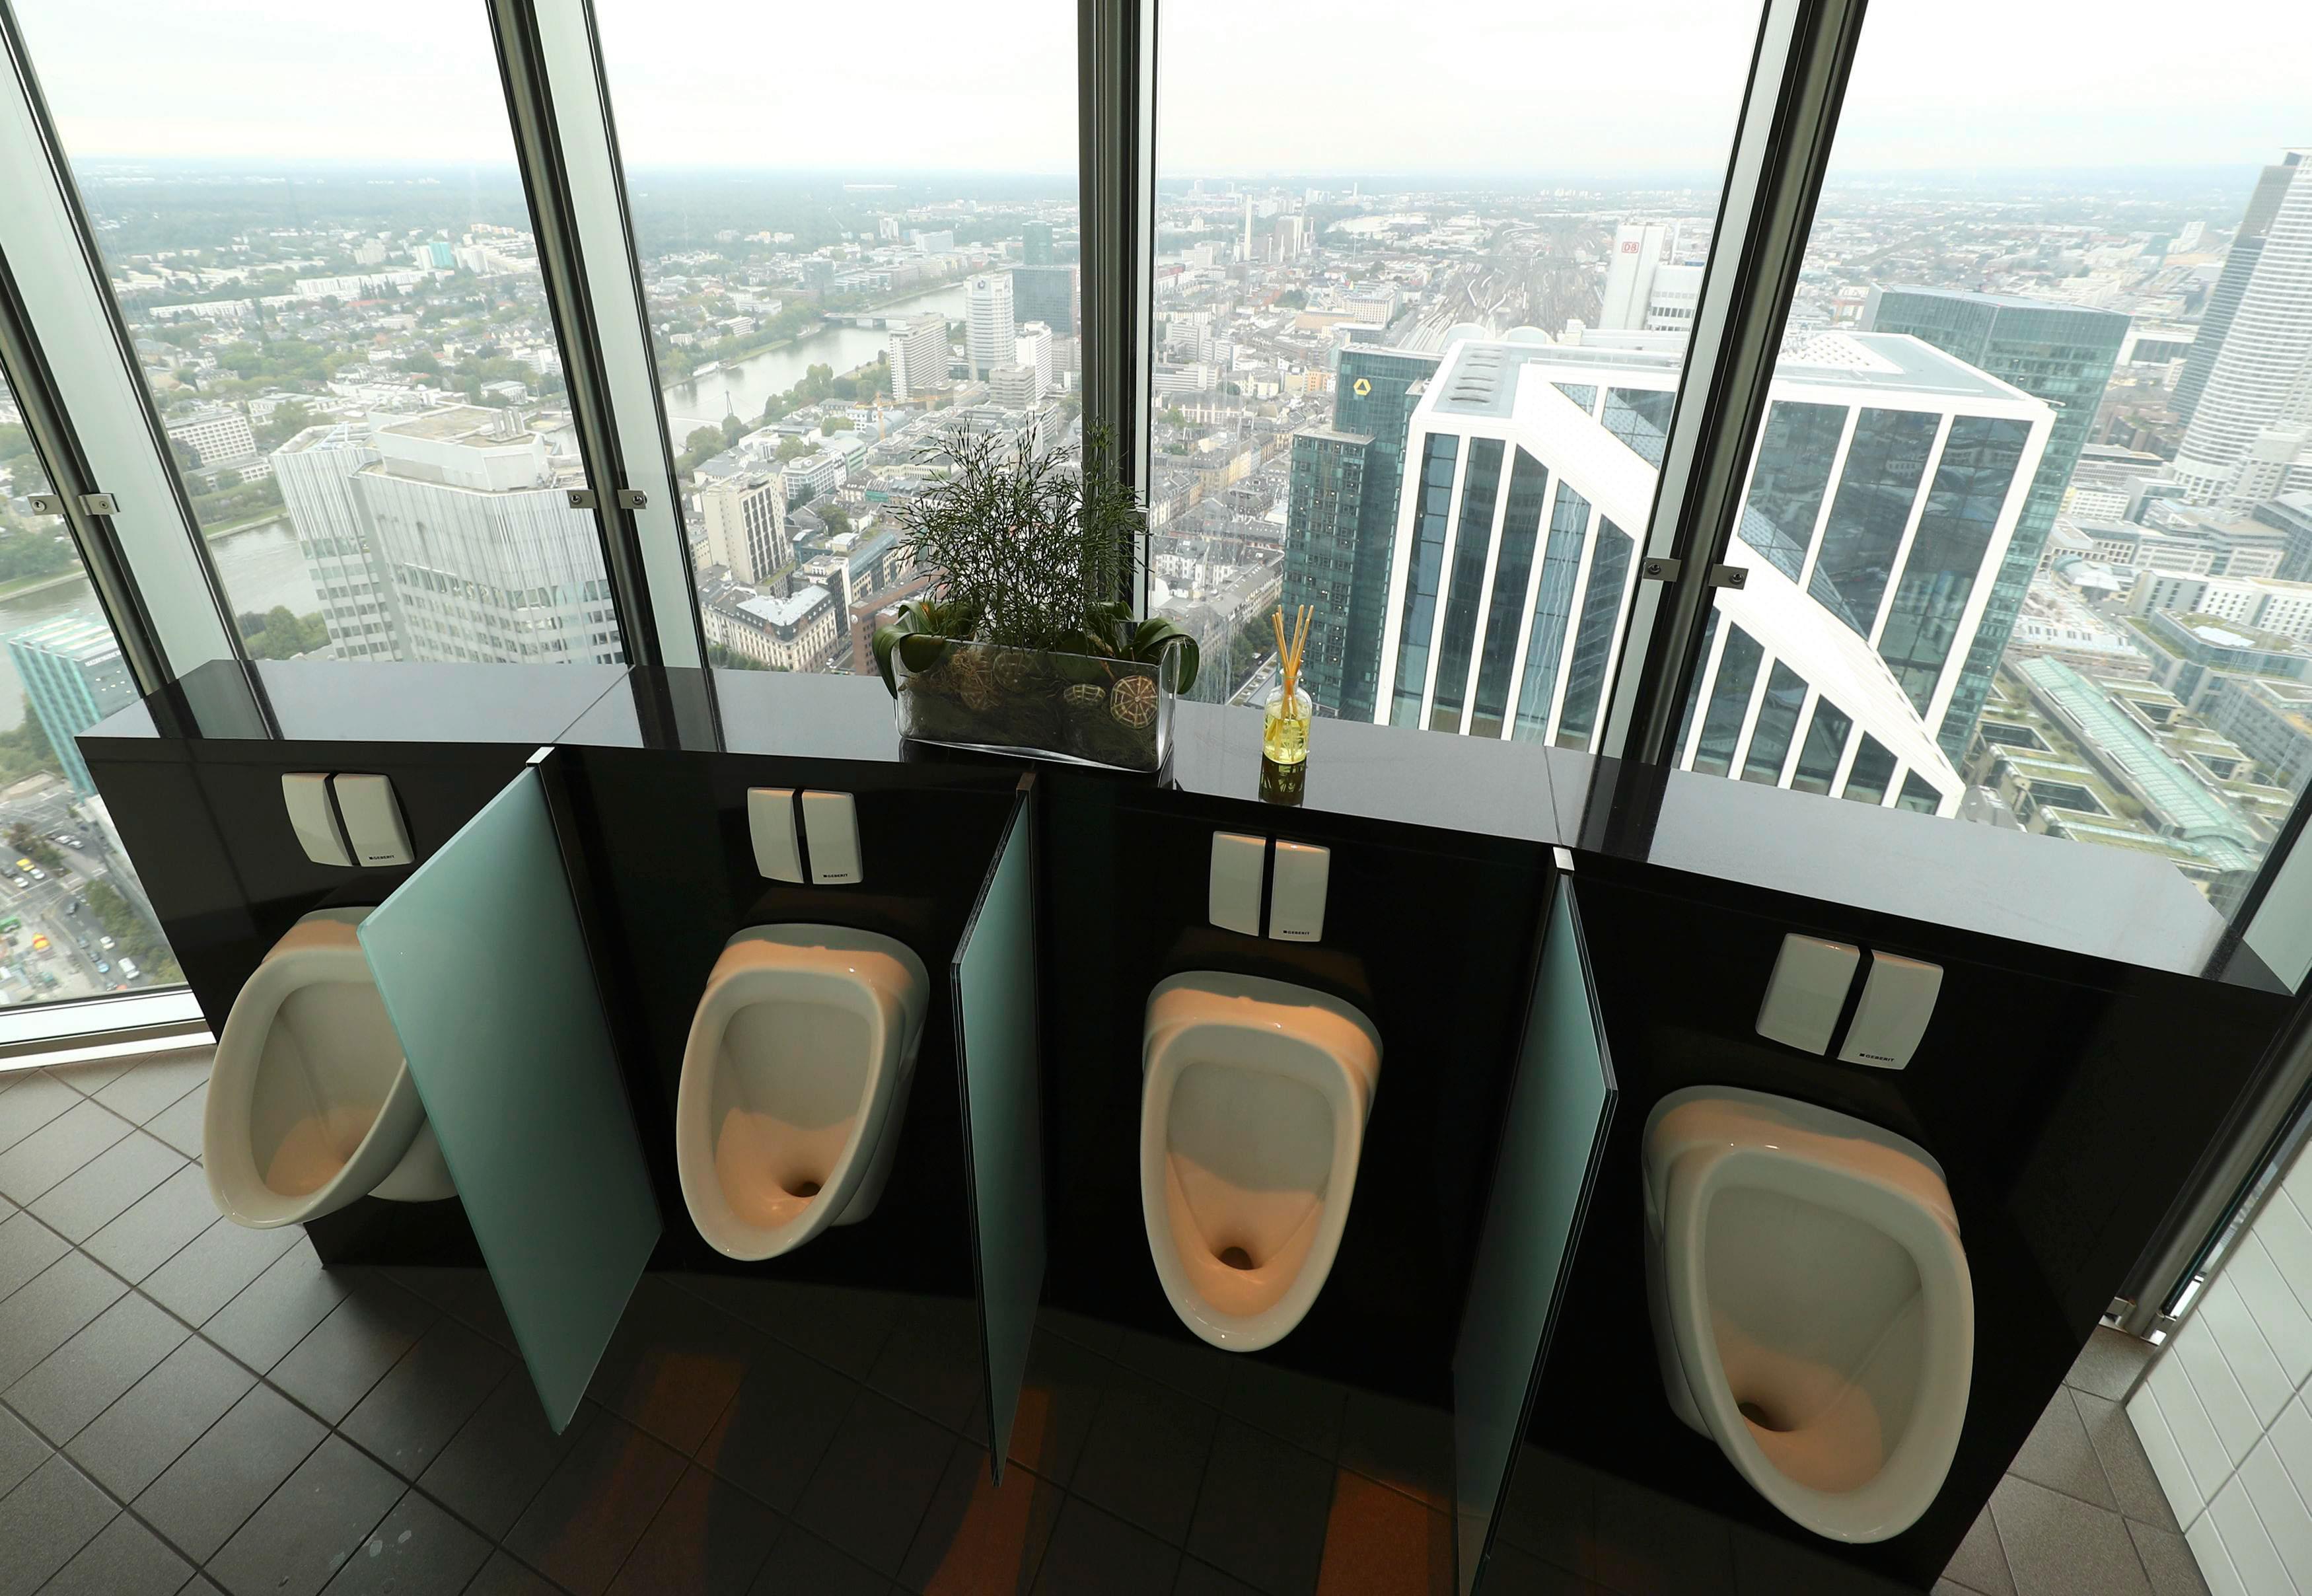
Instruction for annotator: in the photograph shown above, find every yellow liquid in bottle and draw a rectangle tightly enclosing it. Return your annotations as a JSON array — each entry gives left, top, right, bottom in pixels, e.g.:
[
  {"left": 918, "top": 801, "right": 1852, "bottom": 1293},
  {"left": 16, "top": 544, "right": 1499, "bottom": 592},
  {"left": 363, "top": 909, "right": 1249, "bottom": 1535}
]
[{"left": 1263, "top": 699, "right": 1310, "bottom": 765}]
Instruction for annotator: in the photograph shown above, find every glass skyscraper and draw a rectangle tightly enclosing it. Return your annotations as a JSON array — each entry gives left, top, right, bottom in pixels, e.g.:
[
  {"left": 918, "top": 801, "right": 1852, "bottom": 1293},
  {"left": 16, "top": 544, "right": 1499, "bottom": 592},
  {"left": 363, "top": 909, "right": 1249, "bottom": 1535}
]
[
  {"left": 1863, "top": 287, "right": 2128, "bottom": 760},
  {"left": 8, "top": 616, "right": 139, "bottom": 796}
]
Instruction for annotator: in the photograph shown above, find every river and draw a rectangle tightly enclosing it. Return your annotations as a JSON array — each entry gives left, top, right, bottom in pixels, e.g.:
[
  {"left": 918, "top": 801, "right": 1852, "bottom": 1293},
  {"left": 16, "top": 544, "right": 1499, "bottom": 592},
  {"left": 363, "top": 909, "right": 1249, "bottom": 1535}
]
[{"left": 659, "top": 281, "right": 967, "bottom": 437}]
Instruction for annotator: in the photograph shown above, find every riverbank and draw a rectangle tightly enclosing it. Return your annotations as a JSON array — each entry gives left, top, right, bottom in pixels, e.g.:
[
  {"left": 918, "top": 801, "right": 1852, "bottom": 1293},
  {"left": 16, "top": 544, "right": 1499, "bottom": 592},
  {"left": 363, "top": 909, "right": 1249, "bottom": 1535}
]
[{"left": 663, "top": 281, "right": 970, "bottom": 399}]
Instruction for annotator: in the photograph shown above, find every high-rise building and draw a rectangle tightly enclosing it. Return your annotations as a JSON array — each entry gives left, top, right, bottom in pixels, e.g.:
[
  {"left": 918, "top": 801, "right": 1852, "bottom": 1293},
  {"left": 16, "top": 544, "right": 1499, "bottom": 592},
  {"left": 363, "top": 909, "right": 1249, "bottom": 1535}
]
[
  {"left": 2174, "top": 151, "right": 2312, "bottom": 512},
  {"left": 1023, "top": 222, "right": 1055, "bottom": 265},
  {"left": 9, "top": 616, "right": 137, "bottom": 795},
  {"left": 1863, "top": 287, "right": 2129, "bottom": 758},
  {"left": 277, "top": 406, "right": 623, "bottom": 667},
  {"left": 988, "top": 364, "right": 1039, "bottom": 409},
  {"left": 886, "top": 312, "right": 950, "bottom": 401},
  {"left": 1280, "top": 345, "right": 1441, "bottom": 719},
  {"left": 273, "top": 423, "right": 399, "bottom": 660},
  {"left": 2177, "top": 158, "right": 2302, "bottom": 424},
  {"left": 1363, "top": 333, "right": 2050, "bottom": 813},
  {"left": 964, "top": 274, "right": 1015, "bottom": 381},
  {"left": 700, "top": 475, "right": 789, "bottom": 586},
  {"left": 1009, "top": 264, "right": 1078, "bottom": 336},
  {"left": 1014, "top": 323, "right": 1053, "bottom": 400}
]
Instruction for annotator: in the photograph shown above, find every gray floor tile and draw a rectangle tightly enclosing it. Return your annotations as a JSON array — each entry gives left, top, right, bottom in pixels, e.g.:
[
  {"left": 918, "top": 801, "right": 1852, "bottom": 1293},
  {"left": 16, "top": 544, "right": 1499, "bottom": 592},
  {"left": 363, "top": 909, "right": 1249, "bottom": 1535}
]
[
  {"left": 0, "top": 1099, "right": 131, "bottom": 1204},
  {"left": 3, "top": 1288, "right": 187, "bottom": 1444},
  {"left": 867, "top": 1295, "right": 986, "bottom": 1433},
  {"left": 1032, "top": 1498, "right": 1179, "bottom": 1596},
  {"left": 1461, "top": 1542, "right": 1591, "bottom": 1594},
  {"left": 132, "top": 1381, "right": 326, "bottom": 1564},
  {"left": 0, "top": 1452, "right": 115, "bottom": 1596},
  {"left": 0, "top": 1072, "right": 79, "bottom": 1154},
  {"left": 1224, "top": 1359, "right": 1348, "bottom": 1462},
  {"left": 1988, "top": 1474, "right": 2152, "bottom": 1596},
  {"left": 1105, "top": 1326, "right": 1237, "bottom": 1409},
  {"left": 2008, "top": 1389, "right": 2116, "bottom": 1511},
  {"left": 0, "top": 1404, "right": 48, "bottom": 1497},
  {"left": 2072, "top": 1389, "right": 2182, "bottom": 1533},
  {"left": 40, "top": 1509, "right": 194, "bottom": 1596},
  {"left": 463, "top": 1551, "right": 563, "bottom": 1596},
  {"left": 92, "top": 1055, "right": 213, "bottom": 1126},
  {"left": 203, "top": 1237, "right": 353, "bottom": 1374},
  {"left": 0, "top": 1208, "right": 67, "bottom": 1299},
  {"left": 0, "top": 1251, "right": 124, "bottom": 1389},
  {"left": 1317, "top": 1467, "right": 1455, "bottom": 1596},
  {"left": 605, "top": 1463, "right": 782, "bottom": 1596},
  {"left": 1173, "top": 1558, "right": 1265, "bottom": 1596},
  {"left": 269, "top": 1273, "right": 434, "bottom": 1424},
  {"left": 2126, "top": 1518, "right": 2212, "bottom": 1596},
  {"left": 588, "top": 1274, "right": 764, "bottom": 1455},
  {"left": 340, "top": 1315, "right": 509, "bottom": 1480},
  {"left": 141, "top": 1215, "right": 300, "bottom": 1326},
  {"left": 981, "top": 1328, "right": 1105, "bottom": 1490},
  {"left": 1942, "top": 1505, "right": 2016, "bottom": 1596},
  {"left": 207, "top": 1435, "right": 405, "bottom": 1596},
  {"left": 80, "top": 1164, "right": 217, "bottom": 1284},
  {"left": 145, "top": 1083, "right": 207, "bottom": 1161},
  {"left": 65, "top": 1334, "right": 254, "bottom": 1500},
  {"left": 505, "top": 1408, "right": 688, "bottom": 1596},
  {"left": 1338, "top": 1390, "right": 1453, "bottom": 1512},
  {"left": 899, "top": 1443, "right": 1064, "bottom": 1596},
  {"left": 792, "top": 1391, "right": 956, "bottom": 1579},
  {"left": 379, "top": 1265, "right": 515, "bottom": 1350},
  {"left": 1069, "top": 1367, "right": 1218, "bottom": 1544},
  {"left": 696, "top": 1335, "right": 860, "bottom": 1513},
  {"left": 415, "top": 1375, "right": 590, "bottom": 1542},
  {"left": 2065, "top": 1330, "right": 2156, "bottom": 1404},
  {"left": 26, "top": 1130, "right": 184, "bottom": 1245},
  {"left": 1186, "top": 1417, "right": 1336, "bottom": 1594},
  {"left": 752, "top": 1523, "right": 893, "bottom": 1596},
  {"left": 1591, "top": 1474, "right": 1733, "bottom": 1596},
  {"left": 320, "top": 1487, "right": 493, "bottom": 1596},
  {"left": 182, "top": 1578, "right": 228, "bottom": 1596},
  {"left": 47, "top": 1057, "right": 143, "bottom": 1097},
  {"left": 672, "top": 1273, "right": 901, "bottom": 1383}
]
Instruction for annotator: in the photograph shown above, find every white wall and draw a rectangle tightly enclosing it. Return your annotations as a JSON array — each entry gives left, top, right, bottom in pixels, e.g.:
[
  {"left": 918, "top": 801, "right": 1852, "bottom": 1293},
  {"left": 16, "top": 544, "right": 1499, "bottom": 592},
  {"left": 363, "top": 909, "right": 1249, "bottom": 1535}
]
[{"left": 2132, "top": 1140, "right": 2312, "bottom": 1592}]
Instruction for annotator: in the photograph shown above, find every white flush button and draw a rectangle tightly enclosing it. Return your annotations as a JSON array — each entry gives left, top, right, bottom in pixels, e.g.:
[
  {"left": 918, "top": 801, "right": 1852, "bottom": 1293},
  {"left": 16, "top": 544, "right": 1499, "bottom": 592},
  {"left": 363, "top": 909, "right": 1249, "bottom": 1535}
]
[
  {"left": 281, "top": 772, "right": 351, "bottom": 867},
  {"left": 801, "top": 791, "right": 862, "bottom": 885},
  {"left": 1838, "top": 951, "right": 1943, "bottom": 1070},
  {"left": 747, "top": 787, "right": 803, "bottom": 883},
  {"left": 1269, "top": 841, "right": 1329, "bottom": 943},
  {"left": 1756, "top": 933, "right": 1860, "bottom": 1054},
  {"left": 1209, "top": 832, "right": 1265, "bottom": 935},
  {"left": 331, "top": 774, "right": 413, "bottom": 867}
]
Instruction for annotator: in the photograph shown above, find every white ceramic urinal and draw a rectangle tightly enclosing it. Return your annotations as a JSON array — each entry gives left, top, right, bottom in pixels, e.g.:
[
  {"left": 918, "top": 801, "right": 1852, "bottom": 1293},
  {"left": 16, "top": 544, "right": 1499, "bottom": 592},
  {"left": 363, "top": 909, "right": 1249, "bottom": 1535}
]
[
  {"left": 675, "top": 924, "right": 931, "bottom": 1261},
  {"left": 1643, "top": 1085, "right": 1974, "bottom": 1543},
  {"left": 205, "top": 908, "right": 454, "bottom": 1229},
  {"left": 1140, "top": 972, "right": 1383, "bottom": 1352}
]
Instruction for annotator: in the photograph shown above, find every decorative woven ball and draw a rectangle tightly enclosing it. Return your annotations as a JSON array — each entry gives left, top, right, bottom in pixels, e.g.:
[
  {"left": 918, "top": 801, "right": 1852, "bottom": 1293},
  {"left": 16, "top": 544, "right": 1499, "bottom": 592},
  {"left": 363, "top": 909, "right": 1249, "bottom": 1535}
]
[
  {"left": 1061, "top": 681, "right": 1105, "bottom": 710},
  {"left": 992, "top": 649, "right": 1034, "bottom": 693},
  {"left": 949, "top": 649, "right": 997, "bottom": 710},
  {"left": 1109, "top": 674, "right": 1159, "bottom": 729}
]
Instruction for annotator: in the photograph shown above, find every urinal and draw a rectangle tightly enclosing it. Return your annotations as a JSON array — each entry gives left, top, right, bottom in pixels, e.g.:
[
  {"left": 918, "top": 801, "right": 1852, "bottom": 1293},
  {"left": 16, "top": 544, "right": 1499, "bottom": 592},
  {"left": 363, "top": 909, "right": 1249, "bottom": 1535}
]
[
  {"left": 1140, "top": 972, "right": 1383, "bottom": 1352},
  {"left": 205, "top": 908, "right": 454, "bottom": 1229},
  {"left": 1642, "top": 1085, "right": 1974, "bottom": 1543},
  {"left": 675, "top": 924, "right": 931, "bottom": 1261}
]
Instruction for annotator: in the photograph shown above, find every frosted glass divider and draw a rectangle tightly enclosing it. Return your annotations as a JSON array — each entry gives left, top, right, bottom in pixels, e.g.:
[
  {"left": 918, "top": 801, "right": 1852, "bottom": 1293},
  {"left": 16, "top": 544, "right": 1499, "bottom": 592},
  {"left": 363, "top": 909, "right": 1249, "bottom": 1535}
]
[
  {"left": 1453, "top": 872, "right": 1618, "bottom": 1593},
  {"left": 357, "top": 749, "right": 659, "bottom": 1433},
  {"left": 953, "top": 775, "right": 1044, "bottom": 1478}
]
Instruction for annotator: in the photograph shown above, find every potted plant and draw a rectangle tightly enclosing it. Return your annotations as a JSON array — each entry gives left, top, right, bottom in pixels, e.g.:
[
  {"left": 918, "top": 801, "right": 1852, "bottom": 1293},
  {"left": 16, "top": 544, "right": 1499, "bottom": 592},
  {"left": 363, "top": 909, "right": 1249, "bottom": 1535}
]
[{"left": 871, "top": 421, "right": 1200, "bottom": 770}]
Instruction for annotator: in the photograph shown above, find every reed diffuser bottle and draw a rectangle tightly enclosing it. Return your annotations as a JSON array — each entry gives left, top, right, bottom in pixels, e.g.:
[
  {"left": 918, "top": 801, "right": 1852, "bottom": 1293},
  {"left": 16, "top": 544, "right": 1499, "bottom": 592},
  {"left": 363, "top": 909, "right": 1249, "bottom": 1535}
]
[{"left": 1263, "top": 604, "right": 1313, "bottom": 766}]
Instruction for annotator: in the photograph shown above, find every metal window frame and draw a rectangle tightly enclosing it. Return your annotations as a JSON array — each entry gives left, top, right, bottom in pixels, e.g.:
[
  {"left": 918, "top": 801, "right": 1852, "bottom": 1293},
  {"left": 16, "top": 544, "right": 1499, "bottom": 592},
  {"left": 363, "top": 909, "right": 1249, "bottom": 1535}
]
[{"left": 1081, "top": 0, "right": 1157, "bottom": 613}]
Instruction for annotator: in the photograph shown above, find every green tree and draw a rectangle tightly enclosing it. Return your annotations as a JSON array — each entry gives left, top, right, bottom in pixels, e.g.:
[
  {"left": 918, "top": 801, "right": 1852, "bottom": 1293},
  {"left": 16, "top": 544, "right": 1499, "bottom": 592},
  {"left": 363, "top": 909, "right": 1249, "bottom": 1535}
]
[
  {"left": 820, "top": 416, "right": 842, "bottom": 436},
  {"left": 775, "top": 435, "right": 812, "bottom": 463}
]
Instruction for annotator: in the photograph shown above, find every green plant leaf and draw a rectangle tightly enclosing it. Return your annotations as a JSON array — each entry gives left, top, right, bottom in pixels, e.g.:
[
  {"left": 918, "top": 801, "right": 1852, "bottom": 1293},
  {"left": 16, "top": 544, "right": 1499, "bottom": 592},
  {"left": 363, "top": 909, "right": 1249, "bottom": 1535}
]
[{"left": 1128, "top": 617, "right": 1200, "bottom": 694}]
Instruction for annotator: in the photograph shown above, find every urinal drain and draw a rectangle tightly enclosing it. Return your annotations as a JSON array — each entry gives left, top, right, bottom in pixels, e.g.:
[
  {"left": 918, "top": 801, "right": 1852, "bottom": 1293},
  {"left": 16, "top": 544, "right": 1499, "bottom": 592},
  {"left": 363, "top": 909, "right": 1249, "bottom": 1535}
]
[
  {"left": 1737, "top": 1399, "right": 1791, "bottom": 1433},
  {"left": 1217, "top": 1246, "right": 1256, "bottom": 1271},
  {"left": 790, "top": 1180, "right": 822, "bottom": 1200}
]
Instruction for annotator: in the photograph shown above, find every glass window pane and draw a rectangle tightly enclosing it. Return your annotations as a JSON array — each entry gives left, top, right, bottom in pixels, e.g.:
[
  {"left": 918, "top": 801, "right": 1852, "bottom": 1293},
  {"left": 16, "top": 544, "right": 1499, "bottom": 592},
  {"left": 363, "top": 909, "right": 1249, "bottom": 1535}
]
[
  {"left": 1156, "top": 0, "right": 1761, "bottom": 731},
  {"left": 1692, "top": 625, "right": 1763, "bottom": 778},
  {"left": 594, "top": 0, "right": 1079, "bottom": 680},
  {"left": 1667, "top": 0, "right": 2312, "bottom": 933},
  {"left": 1743, "top": 663, "right": 1808, "bottom": 783},
  {"left": 1429, "top": 437, "right": 1505, "bottom": 731},
  {"left": 1389, "top": 434, "right": 1460, "bottom": 726},
  {"left": 0, "top": 375, "right": 184, "bottom": 1004},
  {"left": 17, "top": 1, "right": 624, "bottom": 669}
]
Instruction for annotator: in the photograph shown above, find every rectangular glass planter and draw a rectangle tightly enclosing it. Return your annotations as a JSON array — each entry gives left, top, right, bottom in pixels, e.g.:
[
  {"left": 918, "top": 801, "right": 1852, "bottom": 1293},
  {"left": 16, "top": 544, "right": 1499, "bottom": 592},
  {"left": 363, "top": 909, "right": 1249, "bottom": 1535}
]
[{"left": 895, "top": 640, "right": 1179, "bottom": 772}]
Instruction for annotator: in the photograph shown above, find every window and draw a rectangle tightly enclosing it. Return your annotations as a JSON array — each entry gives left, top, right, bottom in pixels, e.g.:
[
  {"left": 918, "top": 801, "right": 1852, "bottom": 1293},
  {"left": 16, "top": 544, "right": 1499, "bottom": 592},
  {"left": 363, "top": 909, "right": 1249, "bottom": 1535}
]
[
  {"left": 16, "top": 1, "right": 620, "bottom": 670},
  {"left": 0, "top": 372, "right": 182, "bottom": 1005},
  {"left": 1153, "top": 0, "right": 1760, "bottom": 716},
  {"left": 1671, "top": 0, "right": 2312, "bottom": 927},
  {"left": 593, "top": 0, "right": 1079, "bottom": 679}
]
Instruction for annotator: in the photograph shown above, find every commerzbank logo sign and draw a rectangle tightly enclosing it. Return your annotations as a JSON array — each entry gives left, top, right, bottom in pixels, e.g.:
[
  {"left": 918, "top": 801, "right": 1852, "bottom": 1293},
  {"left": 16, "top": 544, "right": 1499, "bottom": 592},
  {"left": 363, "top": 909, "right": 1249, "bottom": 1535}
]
[{"left": 1352, "top": 378, "right": 1371, "bottom": 396}]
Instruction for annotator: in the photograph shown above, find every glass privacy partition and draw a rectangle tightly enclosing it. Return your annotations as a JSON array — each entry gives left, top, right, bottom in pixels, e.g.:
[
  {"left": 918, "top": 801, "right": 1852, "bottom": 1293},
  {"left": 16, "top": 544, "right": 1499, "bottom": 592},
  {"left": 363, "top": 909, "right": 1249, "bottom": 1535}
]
[
  {"left": 357, "top": 750, "right": 659, "bottom": 1432},
  {"left": 1453, "top": 871, "right": 1618, "bottom": 1593}
]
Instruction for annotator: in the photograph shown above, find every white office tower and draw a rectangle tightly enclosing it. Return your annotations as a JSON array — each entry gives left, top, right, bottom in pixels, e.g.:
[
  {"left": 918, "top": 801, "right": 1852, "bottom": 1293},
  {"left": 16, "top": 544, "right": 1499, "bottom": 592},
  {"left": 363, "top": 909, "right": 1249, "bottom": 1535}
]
[
  {"left": 278, "top": 406, "right": 623, "bottom": 667},
  {"left": 886, "top": 312, "right": 949, "bottom": 401},
  {"left": 965, "top": 274, "right": 1016, "bottom": 381},
  {"left": 1014, "top": 322, "right": 1054, "bottom": 401},
  {"left": 2174, "top": 151, "right": 2312, "bottom": 511},
  {"left": 700, "top": 475, "right": 789, "bottom": 586},
  {"left": 1371, "top": 332, "right": 2051, "bottom": 816},
  {"left": 1599, "top": 225, "right": 1669, "bottom": 330},
  {"left": 272, "top": 423, "right": 400, "bottom": 660}
]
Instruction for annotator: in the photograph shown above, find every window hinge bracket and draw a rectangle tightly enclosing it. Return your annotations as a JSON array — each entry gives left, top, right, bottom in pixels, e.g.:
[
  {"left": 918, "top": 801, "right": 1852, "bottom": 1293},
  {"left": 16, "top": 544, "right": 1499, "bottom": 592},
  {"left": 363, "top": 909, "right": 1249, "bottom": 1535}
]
[
  {"left": 1707, "top": 563, "right": 1748, "bottom": 590},
  {"left": 26, "top": 493, "right": 64, "bottom": 517},
  {"left": 1639, "top": 556, "right": 1682, "bottom": 582},
  {"left": 566, "top": 489, "right": 599, "bottom": 510},
  {"left": 614, "top": 488, "right": 648, "bottom": 511}
]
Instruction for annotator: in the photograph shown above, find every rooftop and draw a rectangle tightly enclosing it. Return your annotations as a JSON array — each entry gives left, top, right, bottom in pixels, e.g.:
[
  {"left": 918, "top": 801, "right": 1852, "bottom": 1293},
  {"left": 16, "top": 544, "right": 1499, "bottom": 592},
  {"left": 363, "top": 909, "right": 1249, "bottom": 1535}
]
[
  {"left": 2015, "top": 657, "right": 2257, "bottom": 846},
  {"left": 737, "top": 587, "right": 832, "bottom": 630}
]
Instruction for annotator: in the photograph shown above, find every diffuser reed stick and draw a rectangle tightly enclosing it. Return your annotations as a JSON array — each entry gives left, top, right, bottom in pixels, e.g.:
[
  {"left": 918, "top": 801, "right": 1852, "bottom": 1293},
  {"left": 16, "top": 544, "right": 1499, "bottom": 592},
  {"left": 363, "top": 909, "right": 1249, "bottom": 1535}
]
[{"left": 1264, "top": 603, "right": 1313, "bottom": 766}]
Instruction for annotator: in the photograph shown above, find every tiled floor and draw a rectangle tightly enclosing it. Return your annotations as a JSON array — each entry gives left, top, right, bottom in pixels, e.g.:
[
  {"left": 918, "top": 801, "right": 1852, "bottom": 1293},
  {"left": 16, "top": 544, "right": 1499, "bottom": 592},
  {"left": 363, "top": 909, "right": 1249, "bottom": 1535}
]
[{"left": 0, "top": 1050, "right": 2212, "bottom": 1595}]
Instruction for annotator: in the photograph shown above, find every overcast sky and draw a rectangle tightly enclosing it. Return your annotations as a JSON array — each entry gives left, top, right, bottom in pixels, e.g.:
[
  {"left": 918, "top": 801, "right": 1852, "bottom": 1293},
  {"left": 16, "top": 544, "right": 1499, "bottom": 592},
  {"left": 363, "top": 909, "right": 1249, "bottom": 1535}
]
[{"left": 18, "top": 0, "right": 2310, "bottom": 180}]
